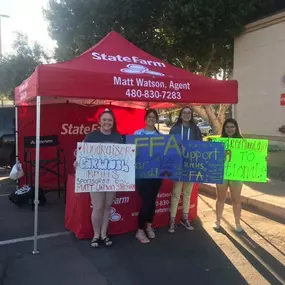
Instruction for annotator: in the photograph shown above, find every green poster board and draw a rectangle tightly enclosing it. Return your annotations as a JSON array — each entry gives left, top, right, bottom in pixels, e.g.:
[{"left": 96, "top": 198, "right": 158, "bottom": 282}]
[{"left": 213, "top": 138, "right": 268, "bottom": 183}]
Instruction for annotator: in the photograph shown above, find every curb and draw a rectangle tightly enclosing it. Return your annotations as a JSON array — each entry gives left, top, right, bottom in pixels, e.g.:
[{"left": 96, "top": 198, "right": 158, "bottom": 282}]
[{"left": 199, "top": 184, "right": 285, "bottom": 222}]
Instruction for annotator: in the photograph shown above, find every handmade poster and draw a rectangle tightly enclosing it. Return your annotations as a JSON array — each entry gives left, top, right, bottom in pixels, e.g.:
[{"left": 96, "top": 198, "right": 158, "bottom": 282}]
[
  {"left": 75, "top": 142, "right": 136, "bottom": 192},
  {"left": 126, "top": 135, "right": 225, "bottom": 183},
  {"left": 126, "top": 135, "right": 182, "bottom": 180},
  {"left": 179, "top": 141, "right": 225, "bottom": 183},
  {"left": 213, "top": 138, "right": 268, "bottom": 183}
]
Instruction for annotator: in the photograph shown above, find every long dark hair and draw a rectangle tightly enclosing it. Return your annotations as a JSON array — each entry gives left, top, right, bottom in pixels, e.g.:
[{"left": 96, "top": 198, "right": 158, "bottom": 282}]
[
  {"left": 173, "top": 106, "right": 196, "bottom": 128},
  {"left": 145, "top": 109, "right": 159, "bottom": 121},
  {"left": 99, "top": 108, "right": 117, "bottom": 133},
  {"left": 145, "top": 109, "right": 159, "bottom": 133},
  {"left": 221, "top": 118, "right": 242, "bottom": 138}
]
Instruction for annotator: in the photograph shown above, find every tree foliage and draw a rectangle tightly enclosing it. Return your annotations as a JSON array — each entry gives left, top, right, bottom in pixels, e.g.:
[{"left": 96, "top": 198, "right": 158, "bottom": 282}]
[
  {"left": 44, "top": 0, "right": 274, "bottom": 133},
  {"left": 0, "top": 32, "right": 49, "bottom": 99},
  {"left": 45, "top": 0, "right": 272, "bottom": 74}
]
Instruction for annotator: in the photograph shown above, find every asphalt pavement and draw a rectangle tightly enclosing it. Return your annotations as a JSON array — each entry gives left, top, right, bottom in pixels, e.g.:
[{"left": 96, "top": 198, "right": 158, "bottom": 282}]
[
  {"left": 1, "top": 222, "right": 248, "bottom": 285},
  {"left": 0, "top": 173, "right": 285, "bottom": 285},
  {"left": 199, "top": 195, "right": 285, "bottom": 285}
]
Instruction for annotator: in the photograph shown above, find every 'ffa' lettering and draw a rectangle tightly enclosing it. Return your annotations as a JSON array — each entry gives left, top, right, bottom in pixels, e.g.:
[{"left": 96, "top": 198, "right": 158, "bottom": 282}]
[{"left": 135, "top": 136, "right": 181, "bottom": 157}]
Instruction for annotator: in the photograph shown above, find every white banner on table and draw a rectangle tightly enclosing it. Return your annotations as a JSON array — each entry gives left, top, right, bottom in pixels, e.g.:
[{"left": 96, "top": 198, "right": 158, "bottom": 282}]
[{"left": 75, "top": 142, "right": 136, "bottom": 193}]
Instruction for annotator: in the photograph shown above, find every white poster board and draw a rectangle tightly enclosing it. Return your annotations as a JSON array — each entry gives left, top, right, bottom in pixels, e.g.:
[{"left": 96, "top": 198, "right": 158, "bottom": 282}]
[{"left": 75, "top": 142, "right": 136, "bottom": 193}]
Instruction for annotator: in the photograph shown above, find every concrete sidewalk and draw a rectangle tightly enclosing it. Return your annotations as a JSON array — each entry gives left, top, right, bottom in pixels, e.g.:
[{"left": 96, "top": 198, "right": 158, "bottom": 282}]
[{"left": 199, "top": 179, "right": 285, "bottom": 221}]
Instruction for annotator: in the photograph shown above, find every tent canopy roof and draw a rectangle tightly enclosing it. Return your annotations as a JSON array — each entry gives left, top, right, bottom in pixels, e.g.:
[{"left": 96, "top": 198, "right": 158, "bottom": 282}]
[{"left": 15, "top": 31, "right": 238, "bottom": 108}]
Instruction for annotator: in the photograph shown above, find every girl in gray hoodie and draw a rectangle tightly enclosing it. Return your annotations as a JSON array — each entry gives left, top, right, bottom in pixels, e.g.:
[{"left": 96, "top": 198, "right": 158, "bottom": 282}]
[{"left": 168, "top": 106, "right": 202, "bottom": 233}]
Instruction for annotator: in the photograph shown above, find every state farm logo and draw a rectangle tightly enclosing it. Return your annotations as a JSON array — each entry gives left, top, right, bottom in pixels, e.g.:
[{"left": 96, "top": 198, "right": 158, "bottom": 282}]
[
  {"left": 19, "top": 91, "right": 27, "bottom": 101},
  {"left": 61, "top": 123, "right": 99, "bottom": 135},
  {"left": 90, "top": 196, "right": 129, "bottom": 222},
  {"left": 19, "top": 82, "right": 28, "bottom": 92},
  {"left": 109, "top": 207, "right": 121, "bottom": 222},
  {"left": 113, "top": 196, "right": 129, "bottom": 205},
  {"left": 19, "top": 81, "right": 29, "bottom": 101},
  {"left": 121, "top": 64, "right": 165, "bottom": 77},
  {"left": 92, "top": 52, "right": 166, "bottom": 68}
]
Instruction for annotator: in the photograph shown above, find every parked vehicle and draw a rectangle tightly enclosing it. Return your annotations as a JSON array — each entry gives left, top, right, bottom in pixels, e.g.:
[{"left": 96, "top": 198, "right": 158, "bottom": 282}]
[
  {"left": 0, "top": 107, "right": 15, "bottom": 167},
  {"left": 194, "top": 117, "right": 203, "bottom": 124},
  {"left": 158, "top": 115, "right": 167, "bottom": 124},
  {"left": 163, "top": 116, "right": 178, "bottom": 127},
  {"left": 198, "top": 121, "right": 213, "bottom": 136}
]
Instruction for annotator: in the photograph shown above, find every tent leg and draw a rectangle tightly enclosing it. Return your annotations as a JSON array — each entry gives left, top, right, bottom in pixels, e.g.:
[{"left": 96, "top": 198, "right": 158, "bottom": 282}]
[
  {"left": 33, "top": 96, "right": 41, "bottom": 255},
  {"left": 233, "top": 104, "right": 237, "bottom": 120},
  {"left": 15, "top": 106, "right": 19, "bottom": 190}
]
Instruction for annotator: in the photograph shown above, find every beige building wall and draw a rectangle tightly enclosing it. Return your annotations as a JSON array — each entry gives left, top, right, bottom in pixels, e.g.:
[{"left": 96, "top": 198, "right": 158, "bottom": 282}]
[{"left": 233, "top": 11, "right": 285, "bottom": 138}]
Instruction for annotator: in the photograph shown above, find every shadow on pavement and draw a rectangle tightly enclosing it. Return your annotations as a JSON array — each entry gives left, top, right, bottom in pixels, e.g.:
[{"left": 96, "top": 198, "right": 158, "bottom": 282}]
[
  {"left": 0, "top": 190, "right": 248, "bottom": 285},
  {"left": 220, "top": 228, "right": 285, "bottom": 285},
  {"left": 0, "top": 190, "right": 257, "bottom": 285},
  {"left": 0, "top": 192, "right": 66, "bottom": 242},
  {"left": 74, "top": 225, "right": 248, "bottom": 285},
  {"left": 0, "top": 173, "right": 15, "bottom": 195},
  {"left": 1, "top": 225, "right": 248, "bottom": 285},
  {"left": 241, "top": 219, "right": 285, "bottom": 258},
  {"left": 200, "top": 195, "right": 285, "bottom": 284},
  {"left": 0, "top": 235, "right": 107, "bottom": 285}
]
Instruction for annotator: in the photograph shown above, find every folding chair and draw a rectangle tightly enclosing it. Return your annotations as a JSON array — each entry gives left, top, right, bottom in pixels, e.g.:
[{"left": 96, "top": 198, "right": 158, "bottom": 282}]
[{"left": 23, "top": 135, "right": 67, "bottom": 199}]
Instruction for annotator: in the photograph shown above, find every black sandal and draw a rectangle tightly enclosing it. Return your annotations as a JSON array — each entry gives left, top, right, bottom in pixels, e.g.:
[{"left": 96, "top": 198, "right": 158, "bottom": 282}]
[
  {"left": 102, "top": 237, "right": 113, "bottom": 247},
  {"left": 91, "top": 238, "right": 100, "bottom": 248}
]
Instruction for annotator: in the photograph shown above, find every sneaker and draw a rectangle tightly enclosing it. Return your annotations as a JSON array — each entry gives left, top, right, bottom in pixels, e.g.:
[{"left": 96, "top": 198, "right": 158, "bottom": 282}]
[
  {"left": 136, "top": 230, "right": 150, "bottom": 244},
  {"left": 213, "top": 221, "right": 220, "bottom": 231},
  {"left": 180, "top": 219, "right": 194, "bottom": 231},
  {"left": 168, "top": 222, "right": 176, "bottom": 233},
  {"left": 235, "top": 224, "right": 244, "bottom": 233},
  {"left": 145, "top": 226, "right": 155, "bottom": 239}
]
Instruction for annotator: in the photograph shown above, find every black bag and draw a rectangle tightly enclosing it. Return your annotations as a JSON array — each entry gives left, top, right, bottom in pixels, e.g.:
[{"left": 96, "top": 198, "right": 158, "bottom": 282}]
[
  {"left": 36, "top": 187, "right": 47, "bottom": 205},
  {"left": 9, "top": 185, "right": 46, "bottom": 207}
]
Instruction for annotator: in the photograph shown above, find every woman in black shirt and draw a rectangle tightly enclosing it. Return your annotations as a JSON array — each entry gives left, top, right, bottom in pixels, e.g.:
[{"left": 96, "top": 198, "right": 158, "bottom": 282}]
[{"left": 81, "top": 109, "right": 122, "bottom": 248}]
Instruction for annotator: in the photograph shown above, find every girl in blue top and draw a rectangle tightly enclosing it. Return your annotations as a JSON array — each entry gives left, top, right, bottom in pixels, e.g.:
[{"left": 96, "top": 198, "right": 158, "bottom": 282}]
[{"left": 134, "top": 109, "right": 162, "bottom": 244}]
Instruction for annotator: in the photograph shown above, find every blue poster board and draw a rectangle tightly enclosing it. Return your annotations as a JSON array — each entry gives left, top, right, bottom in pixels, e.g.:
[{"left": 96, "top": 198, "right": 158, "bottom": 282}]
[
  {"left": 126, "top": 135, "right": 225, "bottom": 183},
  {"left": 126, "top": 135, "right": 182, "bottom": 179},
  {"left": 179, "top": 141, "right": 225, "bottom": 183}
]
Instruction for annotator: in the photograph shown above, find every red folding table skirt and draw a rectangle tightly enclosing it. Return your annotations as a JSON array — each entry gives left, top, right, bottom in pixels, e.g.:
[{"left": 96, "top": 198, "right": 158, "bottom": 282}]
[{"left": 65, "top": 174, "right": 198, "bottom": 239}]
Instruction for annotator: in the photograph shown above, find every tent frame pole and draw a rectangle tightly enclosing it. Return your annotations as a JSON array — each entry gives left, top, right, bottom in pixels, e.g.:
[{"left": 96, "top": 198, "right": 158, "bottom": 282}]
[
  {"left": 33, "top": 96, "right": 41, "bottom": 254},
  {"left": 233, "top": 104, "right": 237, "bottom": 120},
  {"left": 15, "top": 106, "right": 19, "bottom": 190}
]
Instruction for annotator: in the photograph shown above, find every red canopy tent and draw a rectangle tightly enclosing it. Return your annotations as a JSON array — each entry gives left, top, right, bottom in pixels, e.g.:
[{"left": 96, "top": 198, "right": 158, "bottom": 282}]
[
  {"left": 15, "top": 31, "right": 237, "bottom": 107},
  {"left": 14, "top": 31, "right": 238, "bottom": 253}
]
